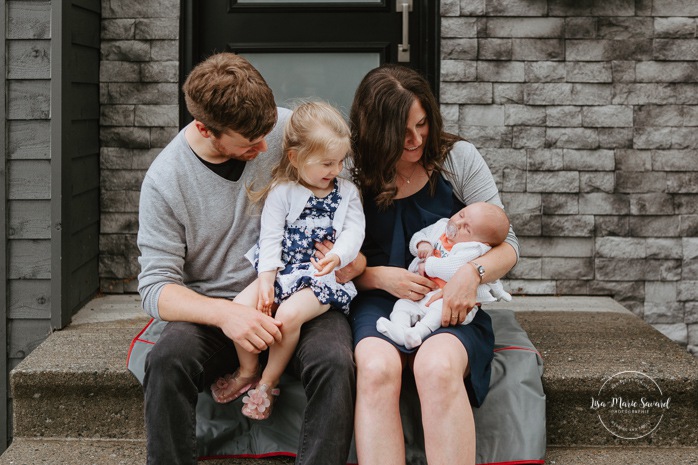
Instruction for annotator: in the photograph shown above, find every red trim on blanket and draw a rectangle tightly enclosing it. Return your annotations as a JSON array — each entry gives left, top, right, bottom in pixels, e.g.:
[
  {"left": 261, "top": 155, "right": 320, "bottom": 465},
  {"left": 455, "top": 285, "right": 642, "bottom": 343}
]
[
  {"left": 198, "top": 452, "right": 359, "bottom": 465},
  {"left": 126, "top": 318, "right": 155, "bottom": 366},
  {"left": 478, "top": 461, "right": 544, "bottom": 465},
  {"left": 198, "top": 452, "right": 297, "bottom": 460},
  {"left": 494, "top": 345, "right": 542, "bottom": 359},
  {"left": 198, "top": 453, "right": 541, "bottom": 465}
]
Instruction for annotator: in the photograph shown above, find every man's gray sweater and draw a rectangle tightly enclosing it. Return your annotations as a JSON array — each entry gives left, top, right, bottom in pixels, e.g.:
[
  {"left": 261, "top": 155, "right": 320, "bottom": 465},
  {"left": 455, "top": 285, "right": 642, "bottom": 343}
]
[{"left": 137, "top": 108, "right": 292, "bottom": 319}]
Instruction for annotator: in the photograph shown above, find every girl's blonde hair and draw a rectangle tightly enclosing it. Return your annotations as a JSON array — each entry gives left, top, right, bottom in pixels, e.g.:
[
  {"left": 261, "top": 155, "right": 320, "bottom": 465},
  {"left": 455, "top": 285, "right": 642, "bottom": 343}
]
[{"left": 249, "top": 101, "right": 351, "bottom": 203}]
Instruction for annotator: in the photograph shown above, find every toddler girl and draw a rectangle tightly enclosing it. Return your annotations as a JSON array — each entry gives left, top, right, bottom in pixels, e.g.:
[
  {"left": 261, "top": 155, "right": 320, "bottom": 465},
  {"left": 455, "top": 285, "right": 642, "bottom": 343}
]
[{"left": 211, "top": 101, "right": 365, "bottom": 420}]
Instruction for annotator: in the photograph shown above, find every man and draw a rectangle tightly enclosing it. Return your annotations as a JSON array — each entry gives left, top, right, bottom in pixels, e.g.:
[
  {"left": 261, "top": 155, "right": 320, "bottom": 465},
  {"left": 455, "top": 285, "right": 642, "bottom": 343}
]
[{"left": 137, "top": 53, "right": 355, "bottom": 465}]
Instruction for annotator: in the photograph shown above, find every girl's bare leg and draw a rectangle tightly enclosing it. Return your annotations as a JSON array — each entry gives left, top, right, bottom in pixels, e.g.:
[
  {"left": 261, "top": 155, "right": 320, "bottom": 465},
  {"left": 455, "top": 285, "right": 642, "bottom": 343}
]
[
  {"left": 259, "top": 288, "right": 329, "bottom": 388},
  {"left": 354, "top": 337, "right": 406, "bottom": 465},
  {"left": 232, "top": 281, "right": 263, "bottom": 376},
  {"left": 413, "top": 333, "right": 474, "bottom": 465},
  {"left": 210, "top": 280, "right": 262, "bottom": 402}
]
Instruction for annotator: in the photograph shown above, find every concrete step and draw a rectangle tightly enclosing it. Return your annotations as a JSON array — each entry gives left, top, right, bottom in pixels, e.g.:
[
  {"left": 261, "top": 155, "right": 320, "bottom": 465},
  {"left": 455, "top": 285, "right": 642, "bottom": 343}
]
[
  {"left": 7, "top": 296, "right": 698, "bottom": 451},
  {"left": 2, "top": 440, "right": 698, "bottom": 465},
  {"left": 0, "top": 438, "right": 295, "bottom": 465},
  {"left": 545, "top": 446, "right": 698, "bottom": 464},
  {"left": 511, "top": 306, "right": 698, "bottom": 447},
  {"left": 9, "top": 318, "right": 146, "bottom": 440}
]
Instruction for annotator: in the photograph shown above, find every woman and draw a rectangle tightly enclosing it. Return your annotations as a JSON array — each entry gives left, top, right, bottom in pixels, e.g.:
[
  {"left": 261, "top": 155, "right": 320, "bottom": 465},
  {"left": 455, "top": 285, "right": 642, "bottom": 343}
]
[{"left": 347, "top": 64, "right": 519, "bottom": 464}]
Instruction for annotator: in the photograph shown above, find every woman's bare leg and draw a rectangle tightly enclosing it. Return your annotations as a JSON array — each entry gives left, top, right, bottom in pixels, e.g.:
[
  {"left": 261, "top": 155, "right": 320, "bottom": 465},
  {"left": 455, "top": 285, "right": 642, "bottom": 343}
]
[
  {"left": 354, "top": 337, "right": 406, "bottom": 465},
  {"left": 413, "top": 333, "right": 474, "bottom": 465}
]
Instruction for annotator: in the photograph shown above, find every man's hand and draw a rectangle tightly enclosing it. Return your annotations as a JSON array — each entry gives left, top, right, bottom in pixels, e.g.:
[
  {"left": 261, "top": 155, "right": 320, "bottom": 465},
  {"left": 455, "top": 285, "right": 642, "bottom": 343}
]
[
  {"left": 157, "top": 284, "right": 282, "bottom": 354},
  {"left": 219, "top": 302, "right": 283, "bottom": 354}
]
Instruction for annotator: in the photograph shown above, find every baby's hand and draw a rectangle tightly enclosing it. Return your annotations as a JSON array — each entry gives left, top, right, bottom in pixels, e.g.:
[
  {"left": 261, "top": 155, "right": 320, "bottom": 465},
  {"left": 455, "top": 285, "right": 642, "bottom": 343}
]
[
  {"left": 417, "top": 241, "right": 434, "bottom": 259},
  {"left": 417, "top": 261, "right": 427, "bottom": 277},
  {"left": 311, "top": 254, "right": 341, "bottom": 277},
  {"left": 257, "top": 271, "right": 276, "bottom": 316}
]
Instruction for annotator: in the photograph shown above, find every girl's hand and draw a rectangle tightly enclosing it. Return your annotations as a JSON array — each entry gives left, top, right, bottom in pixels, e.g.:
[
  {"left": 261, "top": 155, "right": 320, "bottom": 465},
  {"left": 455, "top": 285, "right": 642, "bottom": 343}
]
[
  {"left": 374, "top": 266, "right": 437, "bottom": 300},
  {"left": 311, "top": 254, "right": 341, "bottom": 277},
  {"left": 257, "top": 271, "right": 276, "bottom": 316},
  {"left": 438, "top": 264, "right": 480, "bottom": 326},
  {"left": 314, "top": 240, "right": 367, "bottom": 283}
]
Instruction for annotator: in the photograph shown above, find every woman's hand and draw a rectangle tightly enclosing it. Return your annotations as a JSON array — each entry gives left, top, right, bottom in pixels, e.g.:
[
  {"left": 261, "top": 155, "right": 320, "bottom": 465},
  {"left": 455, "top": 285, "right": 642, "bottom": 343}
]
[
  {"left": 436, "top": 263, "right": 480, "bottom": 326},
  {"left": 372, "top": 266, "right": 437, "bottom": 300}
]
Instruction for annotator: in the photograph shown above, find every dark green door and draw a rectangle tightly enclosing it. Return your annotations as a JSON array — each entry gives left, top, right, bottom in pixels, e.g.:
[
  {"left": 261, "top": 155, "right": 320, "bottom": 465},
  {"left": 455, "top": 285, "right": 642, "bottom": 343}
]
[{"left": 181, "top": 0, "right": 439, "bottom": 122}]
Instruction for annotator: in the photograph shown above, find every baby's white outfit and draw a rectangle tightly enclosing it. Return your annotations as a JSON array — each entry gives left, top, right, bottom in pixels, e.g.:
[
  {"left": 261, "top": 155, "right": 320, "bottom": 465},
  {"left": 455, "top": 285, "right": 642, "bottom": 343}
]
[{"left": 376, "top": 218, "right": 511, "bottom": 349}]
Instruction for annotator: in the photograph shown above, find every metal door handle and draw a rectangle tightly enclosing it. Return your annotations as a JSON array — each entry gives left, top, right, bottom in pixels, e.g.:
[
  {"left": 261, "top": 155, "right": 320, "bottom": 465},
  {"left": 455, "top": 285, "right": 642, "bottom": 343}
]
[{"left": 397, "top": 0, "right": 412, "bottom": 62}]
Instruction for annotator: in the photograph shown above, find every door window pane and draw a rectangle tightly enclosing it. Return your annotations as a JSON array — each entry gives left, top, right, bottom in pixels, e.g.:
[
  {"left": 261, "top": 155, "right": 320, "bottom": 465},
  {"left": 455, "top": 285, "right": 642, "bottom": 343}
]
[
  {"left": 242, "top": 52, "right": 380, "bottom": 114},
  {"left": 239, "top": 0, "right": 380, "bottom": 3}
]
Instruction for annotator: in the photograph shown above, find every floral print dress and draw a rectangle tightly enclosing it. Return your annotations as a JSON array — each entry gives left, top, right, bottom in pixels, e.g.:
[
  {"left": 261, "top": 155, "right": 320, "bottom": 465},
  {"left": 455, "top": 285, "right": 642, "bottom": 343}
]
[{"left": 255, "top": 181, "right": 357, "bottom": 313}]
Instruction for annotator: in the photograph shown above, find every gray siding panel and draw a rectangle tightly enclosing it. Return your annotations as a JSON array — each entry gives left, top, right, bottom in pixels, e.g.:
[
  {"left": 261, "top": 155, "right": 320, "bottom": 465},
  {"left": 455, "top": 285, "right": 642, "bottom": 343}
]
[
  {"left": 1, "top": 0, "right": 97, "bottom": 450},
  {"left": 7, "top": 160, "right": 51, "bottom": 200},
  {"left": 8, "top": 121, "right": 50, "bottom": 159},
  {"left": 8, "top": 319, "right": 52, "bottom": 362},
  {"left": 72, "top": 0, "right": 101, "bottom": 14},
  {"left": 2, "top": 0, "right": 101, "bottom": 446},
  {"left": 69, "top": 257, "right": 100, "bottom": 313},
  {"left": 8, "top": 280, "right": 52, "bottom": 320},
  {"left": 0, "top": 0, "right": 7, "bottom": 451},
  {"left": 8, "top": 240, "right": 51, "bottom": 280},
  {"left": 6, "top": 40, "right": 50, "bottom": 79},
  {"left": 71, "top": 156, "right": 100, "bottom": 196},
  {"left": 69, "top": 225, "right": 99, "bottom": 271},
  {"left": 6, "top": 1, "right": 51, "bottom": 39},
  {"left": 7, "top": 80, "right": 50, "bottom": 119},
  {"left": 68, "top": 82, "right": 100, "bottom": 119},
  {"left": 8, "top": 200, "right": 51, "bottom": 239},
  {"left": 59, "top": 0, "right": 101, "bottom": 323},
  {"left": 69, "top": 45, "right": 100, "bottom": 83},
  {"left": 70, "top": 190, "right": 100, "bottom": 233},
  {"left": 66, "top": 120, "right": 100, "bottom": 157},
  {"left": 70, "top": 7, "right": 100, "bottom": 47}
]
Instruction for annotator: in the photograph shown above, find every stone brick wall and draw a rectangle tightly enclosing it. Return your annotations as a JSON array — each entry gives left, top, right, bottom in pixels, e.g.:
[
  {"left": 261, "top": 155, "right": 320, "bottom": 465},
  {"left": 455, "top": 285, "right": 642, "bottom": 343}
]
[
  {"left": 98, "top": 0, "right": 698, "bottom": 355},
  {"left": 439, "top": 0, "right": 698, "bottom": 355},
  {"left": 99, "top": 0, "right": 180, "bottom": 293}
]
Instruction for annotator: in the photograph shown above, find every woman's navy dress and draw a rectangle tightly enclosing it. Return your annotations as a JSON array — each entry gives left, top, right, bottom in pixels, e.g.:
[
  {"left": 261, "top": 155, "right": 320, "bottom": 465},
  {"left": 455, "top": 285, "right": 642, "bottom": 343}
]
[{"left": 350, "top": 174, "right": 494, "bottom": 407}]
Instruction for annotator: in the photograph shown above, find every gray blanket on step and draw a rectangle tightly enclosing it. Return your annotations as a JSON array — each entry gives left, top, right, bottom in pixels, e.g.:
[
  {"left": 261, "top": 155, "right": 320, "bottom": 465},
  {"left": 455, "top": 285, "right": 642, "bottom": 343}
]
[{"left": 128, "top": 308, "right": 546, "bottom": 464}]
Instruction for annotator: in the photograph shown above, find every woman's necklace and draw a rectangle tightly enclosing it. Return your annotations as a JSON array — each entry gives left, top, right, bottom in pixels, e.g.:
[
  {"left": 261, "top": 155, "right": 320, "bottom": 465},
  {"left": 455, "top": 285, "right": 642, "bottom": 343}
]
[{"left": 396, "top": 164, "right": 419, "bottom": 184}]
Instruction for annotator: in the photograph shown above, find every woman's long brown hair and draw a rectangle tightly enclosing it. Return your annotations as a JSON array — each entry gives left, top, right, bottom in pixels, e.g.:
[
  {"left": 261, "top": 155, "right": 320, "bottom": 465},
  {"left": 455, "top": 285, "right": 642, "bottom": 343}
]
[{"left": 349, "top": 64, "right": 461, "bottom": 209}]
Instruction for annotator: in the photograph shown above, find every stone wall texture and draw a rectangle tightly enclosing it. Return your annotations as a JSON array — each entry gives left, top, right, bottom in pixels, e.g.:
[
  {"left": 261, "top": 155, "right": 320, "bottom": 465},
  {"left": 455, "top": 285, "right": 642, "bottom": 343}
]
[
  {"left": 99, "top": 0, "right": 698, "bottom": 355},
  {"left": 99, "top": 0, "right": 180, "bottom": 293}
]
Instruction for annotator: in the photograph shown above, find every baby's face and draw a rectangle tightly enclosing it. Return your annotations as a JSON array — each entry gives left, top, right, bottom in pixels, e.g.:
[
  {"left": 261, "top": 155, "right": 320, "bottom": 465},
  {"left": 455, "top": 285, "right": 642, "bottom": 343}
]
[{"left": 445, "top": 206, "right": 486, "bottom": 244}]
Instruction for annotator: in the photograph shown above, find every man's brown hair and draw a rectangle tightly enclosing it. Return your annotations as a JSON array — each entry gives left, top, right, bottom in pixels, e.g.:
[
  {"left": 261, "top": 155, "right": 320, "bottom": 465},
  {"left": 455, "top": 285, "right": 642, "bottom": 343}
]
[{"left": 183, "top": 53, "right": 277, "bottom": 140}]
